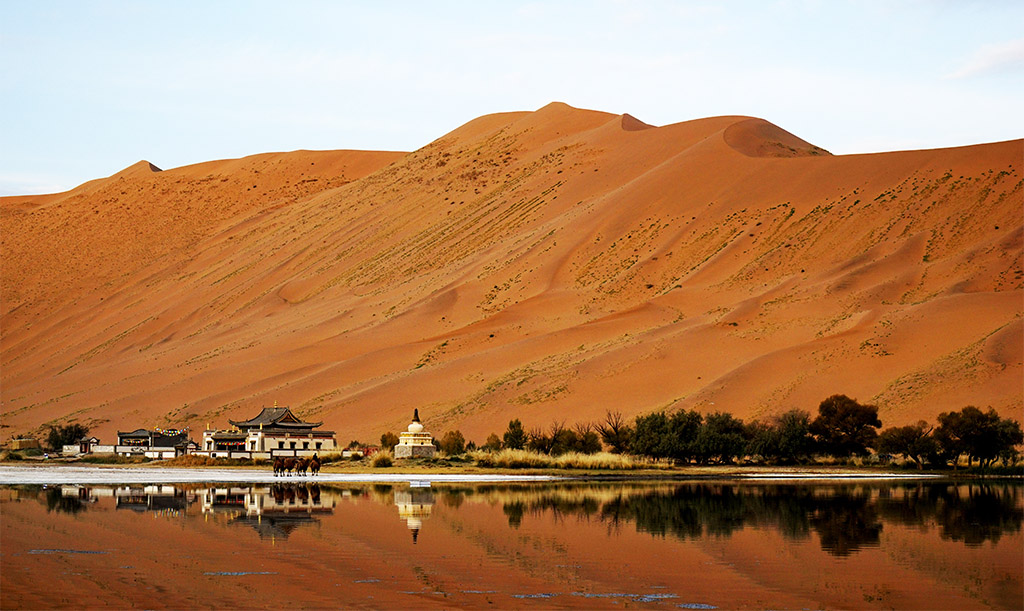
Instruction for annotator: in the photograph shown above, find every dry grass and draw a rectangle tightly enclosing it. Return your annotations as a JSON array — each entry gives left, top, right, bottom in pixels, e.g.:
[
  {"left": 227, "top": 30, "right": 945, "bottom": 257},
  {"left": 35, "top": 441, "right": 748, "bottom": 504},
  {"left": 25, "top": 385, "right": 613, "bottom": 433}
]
[
  {"left": 371, "top": 449, "right": 394, "bottom": 468},
  {"left": 470, "top": 449, "right": 655, "bottom": 470}
]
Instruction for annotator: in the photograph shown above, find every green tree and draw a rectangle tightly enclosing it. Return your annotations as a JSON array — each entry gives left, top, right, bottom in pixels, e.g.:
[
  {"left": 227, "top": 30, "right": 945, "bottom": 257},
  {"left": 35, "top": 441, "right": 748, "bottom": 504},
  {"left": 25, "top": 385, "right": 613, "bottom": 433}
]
[
  {"left": 46, "top": 423, "right": 89, "bottom": 451},
  {"left": 810, "top": 395, "right": 881, "bottom": 458},
  {"left": 935, "top": 406, "right": 1023, "bottom": 469},
  {"left": 503, "top": 419, "right": 528, "bottom": 450},
  {"left": 439, "top": 430, "right": 466, "bottom": 455},
  {"left": 775, "top": 409, "right": 815, "bottom": 463},
  {"left": 667, "top": 409, "right": 703, "bottom": 462},
  {"left": 631, "top": 412, "right": 672, "bottom": 459},
  {"left": 694, "top": 412, "right": 747, "bottom": 464},
  {"left": 876, "top": 421, "right": 938, "bottom": 469}
]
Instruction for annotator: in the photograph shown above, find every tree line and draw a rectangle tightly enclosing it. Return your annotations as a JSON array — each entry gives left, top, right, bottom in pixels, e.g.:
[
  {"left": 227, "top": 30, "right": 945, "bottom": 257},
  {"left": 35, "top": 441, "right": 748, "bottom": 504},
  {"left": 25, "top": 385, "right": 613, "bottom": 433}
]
[{"left": 453, "top": 395, "right": 1021, "bottom": 469}]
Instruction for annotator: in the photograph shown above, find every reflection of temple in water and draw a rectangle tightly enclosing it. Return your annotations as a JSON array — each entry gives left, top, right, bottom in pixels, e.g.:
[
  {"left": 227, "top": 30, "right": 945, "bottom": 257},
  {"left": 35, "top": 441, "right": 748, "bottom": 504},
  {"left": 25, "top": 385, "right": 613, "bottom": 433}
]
[
  {"left": 201, "top": 484, "right": 334, "bottom": 540},
  {"left": 57, "top": 485, "right": 195, "bottom": 513},
  {"left": 115, "top": 485, "right": 193, "bottom": 513},
  {"left": 394, "top": 486, "right": 435, "bottom": 543}
]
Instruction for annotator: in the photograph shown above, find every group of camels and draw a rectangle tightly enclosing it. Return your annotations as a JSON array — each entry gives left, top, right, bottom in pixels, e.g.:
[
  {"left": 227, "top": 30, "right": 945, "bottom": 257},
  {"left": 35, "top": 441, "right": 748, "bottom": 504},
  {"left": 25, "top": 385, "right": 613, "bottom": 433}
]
[{"left": 272, "top": 454, "right": 321, "bottom": 476}]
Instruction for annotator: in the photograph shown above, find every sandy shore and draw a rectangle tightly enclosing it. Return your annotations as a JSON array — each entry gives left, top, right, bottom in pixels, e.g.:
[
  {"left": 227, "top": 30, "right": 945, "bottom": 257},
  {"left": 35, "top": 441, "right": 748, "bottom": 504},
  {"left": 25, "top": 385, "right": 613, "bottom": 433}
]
[{"left": 0, "top": 464, "right": 942, "bottom": 485}]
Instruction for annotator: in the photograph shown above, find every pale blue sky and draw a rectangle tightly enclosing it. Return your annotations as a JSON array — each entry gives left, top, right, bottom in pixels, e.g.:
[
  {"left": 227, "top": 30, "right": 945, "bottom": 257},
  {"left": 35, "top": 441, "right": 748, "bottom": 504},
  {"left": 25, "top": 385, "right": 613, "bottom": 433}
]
[{"left": 2, "top": 0, "right": 1022, "bottom": 195}]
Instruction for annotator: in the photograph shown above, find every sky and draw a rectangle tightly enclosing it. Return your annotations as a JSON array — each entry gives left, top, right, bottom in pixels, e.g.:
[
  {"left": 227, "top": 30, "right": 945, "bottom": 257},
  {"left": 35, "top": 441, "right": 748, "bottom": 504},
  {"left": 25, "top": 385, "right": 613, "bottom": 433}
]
[{"left": 2, "top": 0, "right": 1022, "bottom": 195}]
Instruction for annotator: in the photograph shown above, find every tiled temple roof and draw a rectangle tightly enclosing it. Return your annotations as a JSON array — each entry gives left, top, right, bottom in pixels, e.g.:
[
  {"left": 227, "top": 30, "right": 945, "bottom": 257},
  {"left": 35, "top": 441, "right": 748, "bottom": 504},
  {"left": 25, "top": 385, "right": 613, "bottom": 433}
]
[{"left": 228, "top": 407, "right": 323, "bottom": 430}]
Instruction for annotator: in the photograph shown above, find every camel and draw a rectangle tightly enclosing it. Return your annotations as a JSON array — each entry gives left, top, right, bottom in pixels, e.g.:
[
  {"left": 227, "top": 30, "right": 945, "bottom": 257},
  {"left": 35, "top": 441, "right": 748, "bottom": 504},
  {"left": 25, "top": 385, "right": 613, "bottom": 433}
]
[{"left": 309, "top": 454, "right": 321, "bottom": 475}]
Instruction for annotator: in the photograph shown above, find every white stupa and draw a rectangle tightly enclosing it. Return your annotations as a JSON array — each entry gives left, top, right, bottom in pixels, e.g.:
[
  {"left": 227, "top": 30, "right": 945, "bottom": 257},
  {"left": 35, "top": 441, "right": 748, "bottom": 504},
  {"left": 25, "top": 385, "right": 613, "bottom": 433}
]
[{"left": 394, "top": 409, "right": 436, "bottom": 458}]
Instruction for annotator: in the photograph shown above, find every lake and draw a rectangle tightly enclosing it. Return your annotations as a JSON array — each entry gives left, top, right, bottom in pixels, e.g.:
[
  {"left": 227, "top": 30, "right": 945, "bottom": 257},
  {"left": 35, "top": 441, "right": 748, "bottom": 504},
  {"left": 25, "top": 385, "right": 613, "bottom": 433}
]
[{"left": 1, "top": 478, "right": 1021, "bottom": 609}]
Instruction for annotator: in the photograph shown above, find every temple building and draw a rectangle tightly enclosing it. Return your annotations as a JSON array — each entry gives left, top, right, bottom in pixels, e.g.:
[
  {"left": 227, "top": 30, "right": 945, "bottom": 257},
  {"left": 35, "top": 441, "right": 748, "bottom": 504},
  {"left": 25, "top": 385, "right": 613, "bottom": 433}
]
[
  {"left": 201, "top": 404, "right": 337, "bottom": 459},
  {"left": 115, "top": 428, "right": 195, "bottom": 459},
  {"left": 393, "top": 409, "right": 436, "bottom": 459}
]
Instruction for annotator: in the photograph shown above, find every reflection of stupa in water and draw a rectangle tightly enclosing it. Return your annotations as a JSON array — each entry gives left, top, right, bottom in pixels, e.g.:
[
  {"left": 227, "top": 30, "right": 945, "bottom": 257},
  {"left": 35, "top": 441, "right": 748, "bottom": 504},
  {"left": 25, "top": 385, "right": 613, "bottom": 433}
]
[
  {"left": 393, "top": 409, "right": 436, "bottom": 458},
  {"left": 394, "top": 487, "right": 435, "bottom": 543}
]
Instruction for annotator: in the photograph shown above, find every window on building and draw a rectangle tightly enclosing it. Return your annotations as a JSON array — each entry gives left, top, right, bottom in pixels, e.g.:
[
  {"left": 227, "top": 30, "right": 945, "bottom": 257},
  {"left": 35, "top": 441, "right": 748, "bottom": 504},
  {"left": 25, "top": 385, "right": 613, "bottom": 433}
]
[
  {"left": 315, "top": 442, "right": 322, "bottom": 450},
  {"left": 278, "top": 441, "right": 284, "bottom": 449},
  {"left": 250, "top": 441, "right": 256, "bottom": 450},
  {"left": 290, "top": 442, "right": 296, "bottom": 449},
  {"left": 303, "top": 442, "right": 309, "bottom": 450}
]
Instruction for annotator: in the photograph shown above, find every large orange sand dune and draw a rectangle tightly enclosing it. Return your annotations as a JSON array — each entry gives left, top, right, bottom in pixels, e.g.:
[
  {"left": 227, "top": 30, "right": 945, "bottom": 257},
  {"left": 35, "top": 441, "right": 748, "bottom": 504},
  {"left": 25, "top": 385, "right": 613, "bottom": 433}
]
[{"left": 2, "top": 103, "right": 1021, "bottom": 444}]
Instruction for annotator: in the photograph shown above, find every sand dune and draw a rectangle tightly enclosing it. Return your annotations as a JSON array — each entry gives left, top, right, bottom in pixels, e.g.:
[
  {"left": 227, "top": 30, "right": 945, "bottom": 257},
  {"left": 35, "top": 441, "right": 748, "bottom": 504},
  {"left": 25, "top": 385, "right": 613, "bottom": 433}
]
[{"left": 1, "top": 103, "right": 1020, "bottom": 445}]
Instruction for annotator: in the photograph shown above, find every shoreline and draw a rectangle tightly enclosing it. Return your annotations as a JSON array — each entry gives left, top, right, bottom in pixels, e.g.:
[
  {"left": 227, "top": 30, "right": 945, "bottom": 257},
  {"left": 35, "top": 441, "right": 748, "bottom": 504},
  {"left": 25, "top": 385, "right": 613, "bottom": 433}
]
[{"left": 0, "top": 463, "right": 964, "bottom": 485}]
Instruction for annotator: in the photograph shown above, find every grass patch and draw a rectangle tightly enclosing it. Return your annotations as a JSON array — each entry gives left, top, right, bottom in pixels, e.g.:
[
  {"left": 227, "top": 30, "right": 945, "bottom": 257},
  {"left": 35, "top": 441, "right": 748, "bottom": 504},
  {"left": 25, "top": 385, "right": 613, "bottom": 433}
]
[
  {"left": 470, "top": 449, "right": 653, "bottom": 470},
  {"left": 371, "top": 450, "right": 394, "bottom": 468},
  {"left": 77, "top": 454, "right": 152, "bottom": 465}
]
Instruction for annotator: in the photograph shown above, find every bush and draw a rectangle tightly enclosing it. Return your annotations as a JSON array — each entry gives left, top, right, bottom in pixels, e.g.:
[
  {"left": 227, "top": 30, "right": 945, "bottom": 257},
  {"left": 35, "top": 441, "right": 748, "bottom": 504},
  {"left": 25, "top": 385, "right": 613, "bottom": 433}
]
[{"left": 371, "top": 450, "right": 394, "bottom": 468}]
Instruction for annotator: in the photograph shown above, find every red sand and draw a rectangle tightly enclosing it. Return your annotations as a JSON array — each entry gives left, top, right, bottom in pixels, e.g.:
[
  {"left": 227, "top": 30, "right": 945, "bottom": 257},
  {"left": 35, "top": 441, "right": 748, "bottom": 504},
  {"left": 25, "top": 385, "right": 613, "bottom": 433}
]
[{"left": 2, "top": 103, "right": 1021, "bottom": 444}]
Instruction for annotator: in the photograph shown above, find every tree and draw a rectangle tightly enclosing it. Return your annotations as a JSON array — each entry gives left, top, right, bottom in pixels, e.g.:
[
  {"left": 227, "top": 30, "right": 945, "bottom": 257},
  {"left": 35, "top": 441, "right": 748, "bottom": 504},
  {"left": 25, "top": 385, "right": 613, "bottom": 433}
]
[
  {"left": 439, "top": 430, "right": 466, "bottom": 455},
  {"left": 573, "top": 422, "right": 602, "bottom": 454},
  {"left": 503, "top": 419, "right": 528, "bottom": 450},
  {"left": 775, "top": 409, "right": 815, "bottom": 463},
  {"left": 631, "top": 412, "right": 672, "bottom": 459},
  {"left": 630, "top": 409, "right": 702, "bottom": 462},
  {"left": 810, "top": 395, "right": 881, "bottom": 458},
  {"left": 694, "top": 412, "right": 747, "bottom": 464},
  {"left": 667, "top": 409, "right": 703, "bottom": 462},
  {"left": 876, "top": 421, "right": 938, "bottom": 469},
  {"left": 46, "top": 423, "right": 89, "bottom": 451},
  {"left": 935, "top": 406, "right": 1024, "bottom": 469},
  {"left": 748, "top": 410, "right": 815, "bottom": 464},
  {"left": 597, "top": 411, "right": 633, "bottom": 454},
  {"left": 482, "top": 433, "right": 503, "bottom": 452},
  {"left": 380, "top": 431, "right": 400, "bottom": 449}
]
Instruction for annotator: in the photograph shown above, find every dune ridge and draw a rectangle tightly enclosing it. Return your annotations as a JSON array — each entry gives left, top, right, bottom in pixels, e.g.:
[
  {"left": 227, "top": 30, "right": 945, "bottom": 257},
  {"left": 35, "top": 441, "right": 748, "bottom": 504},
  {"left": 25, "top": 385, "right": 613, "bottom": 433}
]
[{"left": 1, "top": 103, "right": 1021, "bottom": 444}]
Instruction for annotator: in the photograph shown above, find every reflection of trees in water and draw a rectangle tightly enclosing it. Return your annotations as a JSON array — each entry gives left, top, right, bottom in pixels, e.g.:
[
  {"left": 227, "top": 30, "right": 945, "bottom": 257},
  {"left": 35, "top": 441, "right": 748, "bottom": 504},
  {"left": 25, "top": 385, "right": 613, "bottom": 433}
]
[
  {"left": 934, "top": 484, "right": 1022, "bottom": 546},
  {"left": 485, "top": 482, "right": 1021, "bottom": 557},
  {"left": 875, "top": 483, "right": 1023, "bottom": 546},
  {"left": 43, "top": 487, "right": 85, "bottom": 515},
  {"left": 808, "top": 492, "right": 881, "bottom": 556}
]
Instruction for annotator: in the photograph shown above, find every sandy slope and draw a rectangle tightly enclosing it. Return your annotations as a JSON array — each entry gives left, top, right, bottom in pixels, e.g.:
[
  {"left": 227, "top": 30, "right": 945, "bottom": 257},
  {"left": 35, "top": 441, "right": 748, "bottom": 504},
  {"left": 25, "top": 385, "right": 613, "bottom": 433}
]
[{"left": 2, "top": 103, "right": 1021, "bottom": 445}]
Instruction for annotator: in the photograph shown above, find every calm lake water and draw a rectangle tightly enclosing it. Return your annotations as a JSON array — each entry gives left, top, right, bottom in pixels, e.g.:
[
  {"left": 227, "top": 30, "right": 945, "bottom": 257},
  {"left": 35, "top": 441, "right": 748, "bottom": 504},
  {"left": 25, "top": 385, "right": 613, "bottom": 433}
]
[{"left": 1, "top": 479, "right": 1021, "bottom": 609}]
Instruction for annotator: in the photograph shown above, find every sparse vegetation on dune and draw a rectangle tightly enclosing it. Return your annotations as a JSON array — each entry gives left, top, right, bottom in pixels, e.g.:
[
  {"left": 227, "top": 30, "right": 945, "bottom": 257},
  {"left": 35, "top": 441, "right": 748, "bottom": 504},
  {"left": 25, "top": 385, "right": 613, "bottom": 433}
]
[{"left": 1, "top": 104, "right": 1021, "bottom": 447}]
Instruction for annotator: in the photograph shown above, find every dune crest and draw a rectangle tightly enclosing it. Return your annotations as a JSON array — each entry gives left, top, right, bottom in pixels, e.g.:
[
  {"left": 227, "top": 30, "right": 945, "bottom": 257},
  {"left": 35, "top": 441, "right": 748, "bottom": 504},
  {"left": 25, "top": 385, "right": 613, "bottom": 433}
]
[{"left": 1, "top": 104, "right": 1020, "bottom": 445}]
